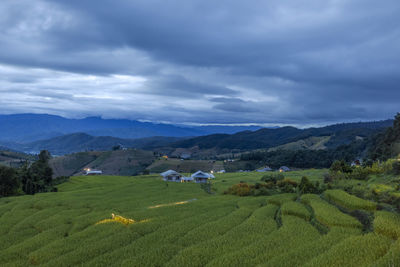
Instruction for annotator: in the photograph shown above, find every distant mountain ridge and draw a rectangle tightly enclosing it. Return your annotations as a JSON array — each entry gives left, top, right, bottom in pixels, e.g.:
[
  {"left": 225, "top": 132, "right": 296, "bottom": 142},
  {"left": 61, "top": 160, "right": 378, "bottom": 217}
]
[
  {"left": 4, "top": 133, "right": 184, "bottom": 155},
  {"left": 0, "top": 113, "right": 261, "bottom": 142},
  {"left": 166, "top": 120, "right": 394, "bottom": 155},
  {"left": 4, "top": 119, "right": 393, "bottom": 156}
]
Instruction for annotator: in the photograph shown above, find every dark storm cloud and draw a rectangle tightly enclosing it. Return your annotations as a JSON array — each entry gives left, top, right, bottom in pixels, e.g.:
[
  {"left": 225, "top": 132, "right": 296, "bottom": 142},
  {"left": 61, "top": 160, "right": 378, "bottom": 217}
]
[{"left": 0, "top": 0, "right": 399, "bottom": 125}]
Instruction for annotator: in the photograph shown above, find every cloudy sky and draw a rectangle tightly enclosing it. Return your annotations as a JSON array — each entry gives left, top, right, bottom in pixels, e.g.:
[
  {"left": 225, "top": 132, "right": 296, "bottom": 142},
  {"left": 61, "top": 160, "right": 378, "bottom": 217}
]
[{"left": 1, "top": 0, "right": 399, "bottom": 126}]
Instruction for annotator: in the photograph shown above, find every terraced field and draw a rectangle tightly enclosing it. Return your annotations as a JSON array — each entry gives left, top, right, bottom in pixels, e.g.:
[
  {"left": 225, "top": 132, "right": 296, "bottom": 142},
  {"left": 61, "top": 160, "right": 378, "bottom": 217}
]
[{"left": 0, "top": 173, "right": 399, "bottom": 266}]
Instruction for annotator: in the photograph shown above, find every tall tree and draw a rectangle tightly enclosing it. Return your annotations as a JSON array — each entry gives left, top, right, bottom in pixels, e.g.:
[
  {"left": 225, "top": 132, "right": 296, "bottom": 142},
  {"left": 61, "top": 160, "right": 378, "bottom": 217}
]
[{"left": 0, "top": 165, "right": 19, "bottom": 197}]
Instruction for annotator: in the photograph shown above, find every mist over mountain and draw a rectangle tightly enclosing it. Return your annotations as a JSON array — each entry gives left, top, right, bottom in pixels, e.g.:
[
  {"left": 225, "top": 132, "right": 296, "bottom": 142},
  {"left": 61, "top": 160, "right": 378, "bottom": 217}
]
[{"left": 0, "top": 114, "right": 261, "bottom": 142}]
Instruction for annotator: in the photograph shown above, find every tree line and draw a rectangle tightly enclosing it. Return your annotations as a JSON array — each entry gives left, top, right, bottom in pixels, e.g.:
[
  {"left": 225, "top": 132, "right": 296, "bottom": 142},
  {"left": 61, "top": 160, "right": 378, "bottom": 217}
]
[{"left": 0, "top": 150, "right": 62, "bottom": 197}]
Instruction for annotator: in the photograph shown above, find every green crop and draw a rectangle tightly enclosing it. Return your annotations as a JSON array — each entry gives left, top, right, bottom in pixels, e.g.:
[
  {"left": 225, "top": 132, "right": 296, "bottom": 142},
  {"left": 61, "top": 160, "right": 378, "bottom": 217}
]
[
  {"left": 324, "top": 189, "right": 377, "bottom": 211},
  {"left": 301, "top": 194, "right": 362, "bottom": 229},
  {"left": 374, "top": 211, "right": 400, "bottom": 239},
  {"left": 280, "top": 201, "right": 311, "bottom": 221}
]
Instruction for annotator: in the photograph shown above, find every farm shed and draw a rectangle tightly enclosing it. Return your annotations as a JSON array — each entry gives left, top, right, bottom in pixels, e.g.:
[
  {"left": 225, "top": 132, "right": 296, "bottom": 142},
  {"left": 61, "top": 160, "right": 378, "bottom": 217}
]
[
  {"left": 279, "top": 166, "right": 291, "bottom": 172},
  {"left": 161, "top": 170, "right": 182, "bottom": 182},
  {"left": 257, "top": 166, "right": 273, "bottom": 172},
  {"left": 191, "top": 170, "right": 215, "bottom": 183},
  {"left": 181, "top": 176, "right": 194, "bottom": 183},
  {"left": 84, "top": 169, "right": 103, "bottom": 175}
]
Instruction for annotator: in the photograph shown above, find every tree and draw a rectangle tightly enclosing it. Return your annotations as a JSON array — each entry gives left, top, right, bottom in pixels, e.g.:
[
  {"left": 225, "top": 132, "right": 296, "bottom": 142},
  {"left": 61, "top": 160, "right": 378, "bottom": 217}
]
[
  {"left": 0, "top": 165, "right": 19, "bottom": 197},
  {"left": 21, "top": 150, "right": 54, "bottom": 195}
]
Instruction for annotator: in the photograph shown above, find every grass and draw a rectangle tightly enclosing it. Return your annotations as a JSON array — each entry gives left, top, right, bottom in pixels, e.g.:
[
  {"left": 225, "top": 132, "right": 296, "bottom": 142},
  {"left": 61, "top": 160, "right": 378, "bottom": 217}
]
[
  {"left": 324, "top": 189, "right": 377, "bottom": 211},
  {"left": 0, "top": 171, "right": 399, "bottom": 266}
]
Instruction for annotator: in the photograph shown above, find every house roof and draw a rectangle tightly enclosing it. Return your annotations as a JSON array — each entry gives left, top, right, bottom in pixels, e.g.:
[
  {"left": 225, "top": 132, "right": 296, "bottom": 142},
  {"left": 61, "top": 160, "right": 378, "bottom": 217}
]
[
  {"left": 160, "top": 170, "right": 181, "bottom": 177},
  {"left": 279, "top": 166, "right": 291, "bottom": 171},
  {"left": 257, "top": 167, "right": 272, "bottom": 172},
  {"left": 191, "top": 170, "right": 213, "bottom": 179}
]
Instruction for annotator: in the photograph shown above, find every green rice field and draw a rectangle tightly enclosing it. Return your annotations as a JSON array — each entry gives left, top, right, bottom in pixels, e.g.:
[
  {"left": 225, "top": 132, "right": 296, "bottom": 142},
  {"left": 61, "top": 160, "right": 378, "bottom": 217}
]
[{"left": 0, "top": 171, "right": 399, "bottom": 266}]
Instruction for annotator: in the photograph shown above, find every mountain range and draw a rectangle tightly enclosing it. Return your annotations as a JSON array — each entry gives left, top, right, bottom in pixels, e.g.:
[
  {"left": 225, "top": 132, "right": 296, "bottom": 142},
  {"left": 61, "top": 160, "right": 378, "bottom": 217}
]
[
  {"left": 1, "top": 118, "right": 393, "bottom": 156},
  {"left": 0, "top": 114, "right": 262, "bottom": 142}
]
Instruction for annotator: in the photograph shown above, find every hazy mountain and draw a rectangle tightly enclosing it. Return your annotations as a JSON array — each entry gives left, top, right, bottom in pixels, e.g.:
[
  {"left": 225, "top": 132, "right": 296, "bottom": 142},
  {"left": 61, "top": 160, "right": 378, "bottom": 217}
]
[
  {"left": 4, "top": 133, "right": 187, "bottom": 155},
  {"left": 168, "top": 120, "right": 394, "bottom": 152},
  {"left": 0, "top": 114, "right": 261, "bottom": 142}
]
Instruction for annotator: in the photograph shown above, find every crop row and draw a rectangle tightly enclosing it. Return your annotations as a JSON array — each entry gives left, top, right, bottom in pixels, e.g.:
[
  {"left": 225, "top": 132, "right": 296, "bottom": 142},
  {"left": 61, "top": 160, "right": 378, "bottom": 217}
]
[
  {"left": 206, "top": 215, "right": 321, "bottom": 266},
  {"left": 280, "top": 201, "right": 311, "bottom": 221},
  {"left": 373, "top": 211, "right": 400, "bottom": 239},
  {"left": 166, "top": 205, "right": 278, "bottom": 266},
  {"left": 324, "top": 189, "right": 377, "bottom": 211},
  {"left": 303, "top": 233, "right": 392, "bottom": 266},
  {"left": 301, "top": 194, "right": 362, "bottom": 229}
]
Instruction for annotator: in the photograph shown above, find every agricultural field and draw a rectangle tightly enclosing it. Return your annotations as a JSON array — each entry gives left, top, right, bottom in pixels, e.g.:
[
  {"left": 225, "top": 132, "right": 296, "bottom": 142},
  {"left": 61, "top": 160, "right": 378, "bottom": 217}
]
[{"left": 0, "top": 171, "right": 400, "bottom": 266}]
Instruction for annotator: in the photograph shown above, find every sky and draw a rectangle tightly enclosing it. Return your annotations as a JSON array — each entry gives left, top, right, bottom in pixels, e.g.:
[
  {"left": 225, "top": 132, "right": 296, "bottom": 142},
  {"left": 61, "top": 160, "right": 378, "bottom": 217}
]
[{"left": 0, "top": 0, "right": 399, "bottom": 126}]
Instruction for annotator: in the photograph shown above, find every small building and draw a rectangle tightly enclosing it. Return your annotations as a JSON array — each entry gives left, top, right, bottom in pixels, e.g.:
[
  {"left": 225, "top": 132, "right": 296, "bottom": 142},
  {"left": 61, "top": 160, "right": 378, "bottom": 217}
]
[
  {"left": 279, "top": 166, "right": 291, "bottom": 172},
  {"left": 84, "top": 168, "right": 103, "bottom": 175},
  {"left": 257, "top": 166, "right": 273, "bottom": 172},
  {"left": 351, "top": 159, "right": 362, "bottom": 167},
  {"left": 217, "top": 169, "right": 226, "bottom": 173},
  {"left": 161, "top": 170, "right": 182, "bottom": 182},
  {"left": 191, "top": 170, "right": 215, "bottom": 183},
  {"left": 180, "top": 153, "right": 191, "bottom": 160},
  {"left": 180, "top": 176, "right": 194, "bottom": 183}
]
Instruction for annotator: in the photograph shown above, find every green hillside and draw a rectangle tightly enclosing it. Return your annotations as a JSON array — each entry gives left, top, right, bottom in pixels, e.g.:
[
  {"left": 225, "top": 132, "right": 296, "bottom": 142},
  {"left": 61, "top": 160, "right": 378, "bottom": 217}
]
[
  {"left": 1, "top": 171, "right": 399, "bottom": 266},
  {"left": 0, "top": 150, "right": 35, "bottom": 168},
  {"left": 50, "top": 149, "right": 156, "bottom": 177}
]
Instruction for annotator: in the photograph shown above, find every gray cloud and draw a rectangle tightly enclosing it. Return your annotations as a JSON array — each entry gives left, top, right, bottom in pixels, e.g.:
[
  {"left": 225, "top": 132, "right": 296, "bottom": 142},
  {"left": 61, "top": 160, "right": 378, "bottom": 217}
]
[{"left": 0, "top": 0, "right": 399, "bottom": 125}]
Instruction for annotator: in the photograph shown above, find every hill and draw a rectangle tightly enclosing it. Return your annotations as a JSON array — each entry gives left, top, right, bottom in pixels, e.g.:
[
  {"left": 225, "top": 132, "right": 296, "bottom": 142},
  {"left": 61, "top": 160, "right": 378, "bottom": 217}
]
[
  {"left": 49, "top": 149, "right": 156, "bottom": 177},
  {"left": 4, "top": 133, "right": 188, "bottom": 155},
  {"left": 0, "top": 113, "right": 261, "bottom": 142},
  {"left": 0, "top": 171, "right": 399, "bottom": 265},
  {"left": 0, "top": 149, "right": 36, "bottom": 168},
  {"left": 166, "top": 120, "right": 393, "bottom": 157}
]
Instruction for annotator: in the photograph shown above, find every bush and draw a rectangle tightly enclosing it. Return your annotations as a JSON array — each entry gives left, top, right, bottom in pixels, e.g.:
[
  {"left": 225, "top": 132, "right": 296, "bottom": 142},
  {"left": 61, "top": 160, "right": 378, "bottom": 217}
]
[
  {"left": 392, "top": 160, "right": 400, "bottom": 175},
  {"left": 261, "top": 173, "right": 284, "bottom": 183},
  {"left": 347, "top": 167, "right": 370, "bottom": 180},
  {"left": 276, "top": 178, "right": 298, "bottom": 193},
  {"left": 224, "top": 183, "right": 254, "bottom": 196},
  {"left": 330, "top": 160, "right": 352, "bottom": 173},
  {"left": 298, "top": 176, "right": 319, "bottom": 194}
]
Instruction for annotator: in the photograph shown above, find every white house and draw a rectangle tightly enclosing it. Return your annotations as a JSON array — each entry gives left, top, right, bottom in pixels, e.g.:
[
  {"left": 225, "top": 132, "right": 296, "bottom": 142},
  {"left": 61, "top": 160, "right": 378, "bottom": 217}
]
[
  {"left": 191, "top": 170, "right": 215, "bottom": 183},
  {"left": 257, "top": 166, "right": 273, "bottom": 172},
  {"left": 160, "top": 170, "right": 182, "bottom": 182},
  {"left": 84, "top": 169, "right": 103, "bottom": 175},
  {"left": 180, "top": 176, "right": 194, "bottom": 183}
]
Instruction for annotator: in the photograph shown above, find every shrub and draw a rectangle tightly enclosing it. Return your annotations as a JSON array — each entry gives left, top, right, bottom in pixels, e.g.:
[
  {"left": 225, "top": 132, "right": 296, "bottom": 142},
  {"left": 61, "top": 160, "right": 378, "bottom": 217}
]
[
  {"left": 330, "top": 160, "right": 352, "bottom": 173},
  {"left": 348, "top": 167, "right": 370, "bottom": 180},
  {"left": 276, "top": 178, "right": 298, "bottom": 193},
  {"left": 224, "top": 183, "right": 254, "bottom": 196},
  {"left": 298, "top": 176, "right": 318, "bottom": 194},
  {"left": 260, "top": 173, "right": 284, "bottom": 183},
  {"left": 392, "top": 160, "right": 400, "bottom": 175}
]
